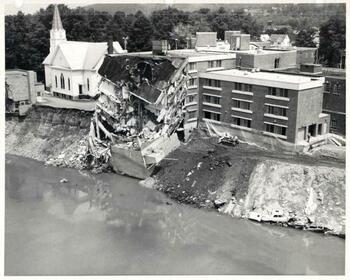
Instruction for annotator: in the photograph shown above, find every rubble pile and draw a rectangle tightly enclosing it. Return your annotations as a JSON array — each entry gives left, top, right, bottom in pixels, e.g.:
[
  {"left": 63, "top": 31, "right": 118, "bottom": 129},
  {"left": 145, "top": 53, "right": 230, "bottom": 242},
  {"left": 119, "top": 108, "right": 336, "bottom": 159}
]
[{"left": 88, "top": 55, "right": 188, "bottom": 174}]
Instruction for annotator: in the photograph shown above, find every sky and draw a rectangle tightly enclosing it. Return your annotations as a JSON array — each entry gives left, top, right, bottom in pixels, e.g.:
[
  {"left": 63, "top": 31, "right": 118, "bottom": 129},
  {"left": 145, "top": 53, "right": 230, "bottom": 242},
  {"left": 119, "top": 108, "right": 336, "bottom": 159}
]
[{"left": 4, "top": 1, "right": 80, "bottom": 15}]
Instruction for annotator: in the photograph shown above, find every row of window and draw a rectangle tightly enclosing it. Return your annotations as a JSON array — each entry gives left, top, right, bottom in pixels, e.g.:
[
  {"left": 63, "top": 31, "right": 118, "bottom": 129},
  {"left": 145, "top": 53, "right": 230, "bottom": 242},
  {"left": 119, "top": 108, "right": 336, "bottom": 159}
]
[
  {"left": 188, "top": 60, "right": 222, "bottom": 71},
  {"left": 234, "top": 82, "right": 252, "bottom": 92},
  {"left": 202, "top": 95, "right": 288, "bottom": 118},
  {"left": 203, "top": 79, "right": 289, "bottom": 97},
  {"left": 54, "top": 74, "right": 90, "bottom": 92},
  {"left": 204, "top": 95, "right": 220, "bottom": 105},
  {"left": 55, "top": 74, "right": 70, "bottom": 90},
  {"left": 232, "top": 99, "right": 251, "bottom": 110},
  {"left": 265, "top": 123, "right": 287, "bottom": 136},
  {"left": 324, "top": 82, "right": 342, "bottom": 95},
  {"left": 204, "top": 79, "right": 221, "bottom": 88},
  {"left": 268, "top": 87, "right": 288, "bottom": 97},
  {"left": 265, "top": 105, "right": 287, "bottom": 117},
  {"left": 203, "top": 112, "right": 288, "bottom": 136}
]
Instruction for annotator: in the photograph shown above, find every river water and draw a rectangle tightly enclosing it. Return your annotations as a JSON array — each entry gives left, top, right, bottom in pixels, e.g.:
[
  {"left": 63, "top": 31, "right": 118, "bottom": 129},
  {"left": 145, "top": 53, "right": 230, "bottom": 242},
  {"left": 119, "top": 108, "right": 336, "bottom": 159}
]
[{"left": 5, "top": 155, "right": 345, "bottom": 275}]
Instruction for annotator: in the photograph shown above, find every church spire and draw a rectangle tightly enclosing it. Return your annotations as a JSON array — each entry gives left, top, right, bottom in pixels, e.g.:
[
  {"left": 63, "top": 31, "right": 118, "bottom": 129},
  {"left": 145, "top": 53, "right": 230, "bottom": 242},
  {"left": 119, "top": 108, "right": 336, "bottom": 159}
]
[
  {"left": 52, "top": 5, "right": 63, "bottom": 30},
  {"left": 49, "top": 4, "right": 66, "bottom": 53}
]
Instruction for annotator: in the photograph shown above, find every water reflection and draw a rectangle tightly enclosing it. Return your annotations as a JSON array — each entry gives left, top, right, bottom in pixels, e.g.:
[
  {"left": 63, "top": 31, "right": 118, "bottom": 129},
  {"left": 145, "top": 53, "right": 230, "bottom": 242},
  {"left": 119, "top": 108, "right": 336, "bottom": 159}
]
[{"left": 5, "top": 155, "right": 345, "bottom": 275}]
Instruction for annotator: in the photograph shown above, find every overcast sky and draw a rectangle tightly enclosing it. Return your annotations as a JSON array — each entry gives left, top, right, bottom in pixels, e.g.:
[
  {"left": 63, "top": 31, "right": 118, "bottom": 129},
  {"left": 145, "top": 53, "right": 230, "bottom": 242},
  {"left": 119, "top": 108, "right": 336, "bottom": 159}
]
[{"left": 4, "top": 2, "right": 80, "bottom": 15}]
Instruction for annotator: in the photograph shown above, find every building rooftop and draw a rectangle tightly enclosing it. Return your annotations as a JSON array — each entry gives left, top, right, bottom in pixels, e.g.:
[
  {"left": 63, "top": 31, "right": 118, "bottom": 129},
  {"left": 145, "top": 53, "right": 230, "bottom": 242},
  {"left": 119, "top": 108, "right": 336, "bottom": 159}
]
[{"left": 199, "top": 69, "right": 325, "bottom": 91}]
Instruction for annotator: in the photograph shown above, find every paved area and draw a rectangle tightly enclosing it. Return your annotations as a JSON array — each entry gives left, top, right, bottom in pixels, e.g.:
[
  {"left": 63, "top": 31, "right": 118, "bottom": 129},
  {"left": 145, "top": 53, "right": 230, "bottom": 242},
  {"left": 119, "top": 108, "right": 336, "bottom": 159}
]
[{"left": 37, "top": 95, "right": 96, "bottom": 111}]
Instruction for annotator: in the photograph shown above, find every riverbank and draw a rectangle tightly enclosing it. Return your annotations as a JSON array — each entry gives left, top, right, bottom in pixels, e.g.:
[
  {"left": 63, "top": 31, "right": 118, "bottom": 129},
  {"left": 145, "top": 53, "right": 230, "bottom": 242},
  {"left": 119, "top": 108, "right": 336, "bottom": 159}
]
[
  {"left": 5, "top": 107, "right": 346, "bottom": 237},
  {"left": 6, "top": 106, "right": 92, "bottom": 170},
  {"left": 150, "top": 132, "right": 345, "bottom": 237}
]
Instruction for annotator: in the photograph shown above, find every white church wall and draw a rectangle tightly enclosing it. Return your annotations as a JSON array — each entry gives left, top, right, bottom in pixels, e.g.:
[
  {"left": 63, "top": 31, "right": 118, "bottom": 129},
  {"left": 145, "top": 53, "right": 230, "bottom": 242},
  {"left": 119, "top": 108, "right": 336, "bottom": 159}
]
[{"left": 44, "top": 65, "right": 52, "bottom": 89}]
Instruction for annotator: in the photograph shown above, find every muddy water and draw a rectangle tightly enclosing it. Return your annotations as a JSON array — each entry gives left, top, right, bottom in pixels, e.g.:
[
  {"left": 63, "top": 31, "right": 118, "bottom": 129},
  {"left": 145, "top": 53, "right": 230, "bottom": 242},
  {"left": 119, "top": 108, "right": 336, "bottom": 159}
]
[{"left": 5, "top": 155, "right": 345, "bottom": 275}]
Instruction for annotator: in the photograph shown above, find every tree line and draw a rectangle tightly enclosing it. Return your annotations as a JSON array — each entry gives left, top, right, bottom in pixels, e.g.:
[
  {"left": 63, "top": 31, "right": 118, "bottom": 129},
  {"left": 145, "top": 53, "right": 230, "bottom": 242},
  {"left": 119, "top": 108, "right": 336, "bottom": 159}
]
[{"left": 5, "top": 4, "right": 345, "bottom": 81}]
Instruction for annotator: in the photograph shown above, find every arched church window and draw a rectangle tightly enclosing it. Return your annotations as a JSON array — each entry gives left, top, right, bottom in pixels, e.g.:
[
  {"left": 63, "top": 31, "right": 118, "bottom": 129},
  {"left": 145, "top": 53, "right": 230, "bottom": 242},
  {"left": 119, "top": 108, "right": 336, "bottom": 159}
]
[
  {"left": 60, "top": 74, "right": 65, "bottom": 89},
  {"left": 68, "top": 78, "right": 70, "bottom": 91},
  {"left": 87, "top": 78, "right": 90, "bottom": 91},
  {"left": 55, "top": 76, "right": 58, "bottom": 88}
]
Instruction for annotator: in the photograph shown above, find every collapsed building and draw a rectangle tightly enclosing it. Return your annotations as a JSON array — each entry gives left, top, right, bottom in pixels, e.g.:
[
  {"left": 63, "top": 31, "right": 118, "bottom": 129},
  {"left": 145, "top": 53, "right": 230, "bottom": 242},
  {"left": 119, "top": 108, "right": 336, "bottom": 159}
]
[{"left": 88, "top": 52, "right": 188, "bottom": 178}]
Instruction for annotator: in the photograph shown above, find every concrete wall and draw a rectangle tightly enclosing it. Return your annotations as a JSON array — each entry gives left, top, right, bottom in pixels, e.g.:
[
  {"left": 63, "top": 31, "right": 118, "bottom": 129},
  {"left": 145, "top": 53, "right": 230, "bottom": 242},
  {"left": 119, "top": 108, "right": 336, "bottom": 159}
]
[
  {"left": 196, "top": 32, "right": 217, "bottom": 47},
  {"left": 296, "top": 48, "right": 316, "bottom": 66},
  {"left": 236, "top": 50, "right": 297, "bottom": 70},
  {"left": 296, "top": 87, "right": 324, "bottom": 129},
  {"left": 5, "top": 70, "right": 38, "bottom": 104}
]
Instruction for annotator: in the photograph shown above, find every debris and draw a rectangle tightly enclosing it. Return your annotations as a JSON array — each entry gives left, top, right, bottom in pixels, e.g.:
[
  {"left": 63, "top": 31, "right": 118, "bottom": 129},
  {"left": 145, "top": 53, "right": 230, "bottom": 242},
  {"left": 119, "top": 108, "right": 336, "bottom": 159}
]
[{"left": 60, "top": 178, "right": 68, "bottom": 183}]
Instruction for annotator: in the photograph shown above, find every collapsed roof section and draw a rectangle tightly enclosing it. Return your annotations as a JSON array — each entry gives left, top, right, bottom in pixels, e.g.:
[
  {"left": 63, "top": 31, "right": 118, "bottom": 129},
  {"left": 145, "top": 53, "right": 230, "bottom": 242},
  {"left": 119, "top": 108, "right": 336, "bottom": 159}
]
[{"left": 98, "top": 55, "right": 187, "bottom": 104}]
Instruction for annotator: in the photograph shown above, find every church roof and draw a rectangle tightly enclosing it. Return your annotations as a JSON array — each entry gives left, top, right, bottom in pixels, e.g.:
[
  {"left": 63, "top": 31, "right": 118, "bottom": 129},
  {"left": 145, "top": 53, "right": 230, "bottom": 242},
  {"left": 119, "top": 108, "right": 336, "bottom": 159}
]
[
  {"left": 42, "top": 41, "right": 125, "bottom": 70},
  {"left": 52, "top": 5, "right": 63, "bottom": 30}
]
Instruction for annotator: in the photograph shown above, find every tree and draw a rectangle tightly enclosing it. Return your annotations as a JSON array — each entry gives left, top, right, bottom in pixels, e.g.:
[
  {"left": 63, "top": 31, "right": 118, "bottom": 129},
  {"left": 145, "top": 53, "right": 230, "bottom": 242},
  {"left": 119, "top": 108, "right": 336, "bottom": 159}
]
[
  {"left": 295, "top": 28, "right": 316, "bottom": 47},
  {"left": 128, "top": 11, "right": 154, "bottom": 51},
  {"left": 319, "top": 14, "right": 345, "bottom": 67}
]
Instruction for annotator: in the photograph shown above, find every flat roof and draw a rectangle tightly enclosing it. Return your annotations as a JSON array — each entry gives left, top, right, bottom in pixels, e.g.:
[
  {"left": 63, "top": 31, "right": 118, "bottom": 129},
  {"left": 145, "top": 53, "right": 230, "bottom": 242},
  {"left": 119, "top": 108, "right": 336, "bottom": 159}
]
[
  {"left": 235, "top": 49, "right": 296, "bottom": 56},
  {"left": 199, "top": 69, "right": 325, "bottom": 91}
]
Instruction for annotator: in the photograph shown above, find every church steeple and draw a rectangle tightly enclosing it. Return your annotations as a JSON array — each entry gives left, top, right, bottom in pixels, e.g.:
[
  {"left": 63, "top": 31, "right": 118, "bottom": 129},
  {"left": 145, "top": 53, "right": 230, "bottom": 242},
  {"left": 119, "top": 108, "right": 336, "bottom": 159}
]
[
  {"left": 52, "top": 4, "right": 63, "bottom": 30},
  {"left": 49, "top": 5, "right": 67, "bottom": 53}
]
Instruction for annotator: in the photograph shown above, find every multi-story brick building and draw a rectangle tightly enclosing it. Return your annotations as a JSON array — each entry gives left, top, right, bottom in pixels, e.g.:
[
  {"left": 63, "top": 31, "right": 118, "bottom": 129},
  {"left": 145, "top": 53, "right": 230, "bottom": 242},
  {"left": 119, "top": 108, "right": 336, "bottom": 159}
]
[
  {"left": 322, "top": 68, "right": 346, "bottom": 136},
  {"left": 197, "top": 69, "right": 329, "bottom": 143},
  {"left": 276, "top": 65, "right": 346, "bottom": 136}
]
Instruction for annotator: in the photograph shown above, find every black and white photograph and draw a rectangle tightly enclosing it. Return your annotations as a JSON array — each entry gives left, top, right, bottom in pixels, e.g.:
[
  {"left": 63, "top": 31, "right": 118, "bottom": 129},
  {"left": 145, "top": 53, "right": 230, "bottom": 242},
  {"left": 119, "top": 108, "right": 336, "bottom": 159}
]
[{"left": 3, "top": 0, "right": 347, "bottom": 276}]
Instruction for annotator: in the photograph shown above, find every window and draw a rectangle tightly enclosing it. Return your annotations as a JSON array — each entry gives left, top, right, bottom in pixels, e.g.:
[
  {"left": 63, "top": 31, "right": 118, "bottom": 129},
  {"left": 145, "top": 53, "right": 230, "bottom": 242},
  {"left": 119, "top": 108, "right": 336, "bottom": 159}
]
[
  {"left": 68, "top": 78, "right": 71, "bottom": 91},
  {"left": 187, "top": 95, "right": 194, "bottom": 103},
  {"left": 204, "top": 111, "right": 220, "bottom": 121},
  {"left": 232, "top": 117, "right": 251, "bottom": 128},
  {"left": 244, "top": 84, "right": 252, "bottom": 92},
  {"left": 60, "top": 74, "right": 65, "bottom": 89},
  {"left": 274, "top": 57, "right": 280, "bottom": 68},
  {"left": 331, "top": 119, "right": 337, "bottom": 128},
  {"left": 269, "top": 87, "right": 288, "bottom": 97},
  {"left": 55, "top": 76, "right": 58, "bottom": 88},
  {"left": 203, "top": 95, "right": 220, "bottom": 105},
  {"left": 189, "top": 62, "right": 196, "bottom": 71},
  {"left": 208, "top": 60, "right": 221, "bottom": 68},
  {"left": 234, "top": 82, "right": 242, "bottom": 91},
  {"left": 265, "top": 124, "right": 287, "bottom": 136},
  {"left": 333, "top": 83, "right": 341, "bottom": 95},
  {"left": 324, "top": 82, "right": 330, "bottom": 93},
  {"left": 232, "top": 99, "right": 251, "bottom": 110},
  {"left": 265, "top": 105, "right": 287, "bottom": 116},
  {"left": 205, "top": 79, "right": 221, "bottom": 88},
  {"left": 188, "top": 78, "right": 196, "bottom": 87},
  {"left": 188, "top": 111, "right": 196, "bottom": 119},
  {"left": 37, "top": 92, "right": 41, "bottom": 97},
  {"left": 87, "top": 78, "right": 90, "bottom": 91}
]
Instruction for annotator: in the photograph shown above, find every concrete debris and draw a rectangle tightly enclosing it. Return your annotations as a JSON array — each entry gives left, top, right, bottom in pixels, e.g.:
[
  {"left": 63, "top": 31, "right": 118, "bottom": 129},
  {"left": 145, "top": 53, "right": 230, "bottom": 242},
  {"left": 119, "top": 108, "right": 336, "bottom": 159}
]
[{"left": 87, "top": 55, "right": 188, "bottom": 178}]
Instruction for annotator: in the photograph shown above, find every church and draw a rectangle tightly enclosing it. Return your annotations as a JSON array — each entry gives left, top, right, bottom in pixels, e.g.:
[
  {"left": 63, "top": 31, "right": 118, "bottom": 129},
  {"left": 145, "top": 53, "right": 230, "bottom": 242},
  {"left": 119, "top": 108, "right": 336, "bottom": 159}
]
[{"left": 43, "top": 5, "right": 126, "bottom": 100}]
